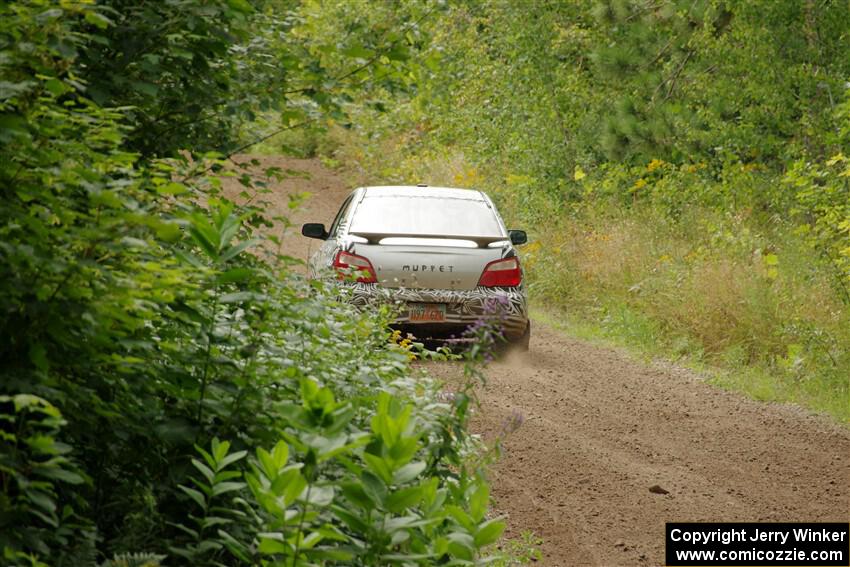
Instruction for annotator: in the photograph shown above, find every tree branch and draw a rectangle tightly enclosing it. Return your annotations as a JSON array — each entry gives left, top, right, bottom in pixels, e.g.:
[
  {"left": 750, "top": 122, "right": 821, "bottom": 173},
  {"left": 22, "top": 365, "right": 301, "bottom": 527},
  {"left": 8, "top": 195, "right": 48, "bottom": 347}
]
[
  {"left": 179, "top": 119, "right": 315, "bottom": 182},
  {"left": 282, "top": 5, "right": 439, "bottom": 95}
]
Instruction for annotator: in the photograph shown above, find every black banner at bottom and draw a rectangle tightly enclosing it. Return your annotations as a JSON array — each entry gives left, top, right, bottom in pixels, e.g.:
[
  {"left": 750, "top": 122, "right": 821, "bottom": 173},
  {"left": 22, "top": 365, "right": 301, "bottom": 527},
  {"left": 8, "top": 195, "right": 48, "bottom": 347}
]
[{"left": 666, "top": 523, "right": 849, "bottom": 566}]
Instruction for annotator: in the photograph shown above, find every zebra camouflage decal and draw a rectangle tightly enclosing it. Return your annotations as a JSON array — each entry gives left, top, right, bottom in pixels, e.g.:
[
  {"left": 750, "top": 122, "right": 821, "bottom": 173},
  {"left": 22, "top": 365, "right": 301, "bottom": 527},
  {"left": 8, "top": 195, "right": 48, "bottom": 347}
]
[{"left": 340, "top": 281, "right": 528, "bottom": 339}]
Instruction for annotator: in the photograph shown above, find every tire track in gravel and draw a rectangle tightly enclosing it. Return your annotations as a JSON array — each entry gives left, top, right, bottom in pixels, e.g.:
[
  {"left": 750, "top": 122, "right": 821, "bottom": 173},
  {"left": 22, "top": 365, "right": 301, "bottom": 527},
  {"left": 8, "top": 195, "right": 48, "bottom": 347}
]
[
  {"left": 461, "top": 327, "right": 849, "bottom": 566},
  {"left": 225, "top": 156, "right": 850, "bottom": 567}
]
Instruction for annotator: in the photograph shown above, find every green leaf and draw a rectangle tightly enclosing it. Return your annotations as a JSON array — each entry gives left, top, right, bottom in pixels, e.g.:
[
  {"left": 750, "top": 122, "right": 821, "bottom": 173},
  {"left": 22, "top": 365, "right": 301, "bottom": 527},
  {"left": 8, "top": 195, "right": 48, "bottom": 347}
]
[
  {"left": 29, "top": 507, "right": 59, "bottom": 528},
  {"left": 131, "top": 80, "right": 159, "bottom": 97},
  {"left": 386, "top": 484, "right": 425, "bottom": 513},
  {"left": 268, "top": 467, "right": 307, "bottom": 507},
  {"left": 219, "top": 238, "right": 258, "bottom": 263},
  {"left": 28, "top": 343, "right": 49, "bottom": 372},
  {"left": 157, "top": 182, "right": 189, "bottom": 196},
  {"left": 257, "top": 447, "right": 278, "bottom": 479},
  {"left": 342, "top": 45, "right": 374, "bottom": 59},
  {"left": 258, "top": 535, "right": 290, "bottom": 555},
  {"left": 197, "top": 540, "right": 222, "bottom": 553},
  {"left": 300, "top": 530, "right": 324, "bottom": 549},
  {"left": 227, "top": 0, "right": 254, "bottom": 13},
  {"left": 34, "top": 467, "right": 84, "bottom": 485},
  {"left": 340, "top": 482, "right": 373, "bottom": 509},
  {"left": 24, "top": 489, "right": 57, "bottom": 514},
  {"left": 445, "top": 505, "right": 474, "bottom": 531},
  {"left": 217, "top": 529, "right": 251, "bottom": 562},
  {"left": 469, "top": 482, "right": 489, "bottom": 522},
  {"left": 447, "top": 531, "right": 475, "bottom": 560},
  {"left": 216, "top": 268, "right": 253, "bottom": 284},
  {"left": 360, "top": 470, "right": 387, "bottom": 506},
  {"left": 385, "top": 44, "right": 410, "bottom": 61},
  {"left": 271, "top": 440, "right": 290, "bottom": 468},
  {"left": 362, "top": 453, "right": 393, "bottom": 485},
  {"left": 170, "top": 522, "right": 200, "bottom": 539},
  {"left": 201, "top": 515, "right": 233, "bottom": 529},
  {"left": 189, "top": 226, "right": 220, "bottom": 260},
  {"left": 212, "top": 481, "right": 246, "bottom": 497},
  {"left": 212, "top": 438, "right": 231, "bottom": 463},
  {"left": 311, "top": 548, "right": 356, "bottom": 561},
  {"left": 220, "top": 291, "right": 254, "bottom": 304},
  {"left": 393, "top": 460, "right": 426, "bottom": 485},
  {"left": 196, "top": 444, "right": 217, "bottom": 471},
  {"left": 218, "top": 449, "right": 247, "bottom": 470},
  {"left": 44, "top": 78, "right": 68, "bottom": 96},
  {"left": 154, "top": 220, "right": 182, "bottom": 242},
  {"left": 331, "top": 505, "right": 369, "bottom": 533},
  {"left": 84, "top": 10, "right": 112, "bottom": 29},
  {"left": 191, "top": 458, "right": 215, "bottom": 485},
  {"left": 179, "top": 485, "right": 206, "bottom": 509},
  {"left": 302, "top": 484, "right": 334, "bottom": 506},
  {"left": 474, "top": 518, "right": 506, "bottom": 547}
]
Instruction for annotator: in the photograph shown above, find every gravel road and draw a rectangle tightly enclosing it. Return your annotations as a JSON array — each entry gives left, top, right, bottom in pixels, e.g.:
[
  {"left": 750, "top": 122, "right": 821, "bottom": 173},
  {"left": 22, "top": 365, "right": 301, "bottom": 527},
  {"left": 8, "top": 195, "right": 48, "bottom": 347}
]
[
  {"left": 459, "top": 334, "right": 849, "bottom": 565},
  {"left": 224, "top": 156, "right": 850, "bottom": 566}
]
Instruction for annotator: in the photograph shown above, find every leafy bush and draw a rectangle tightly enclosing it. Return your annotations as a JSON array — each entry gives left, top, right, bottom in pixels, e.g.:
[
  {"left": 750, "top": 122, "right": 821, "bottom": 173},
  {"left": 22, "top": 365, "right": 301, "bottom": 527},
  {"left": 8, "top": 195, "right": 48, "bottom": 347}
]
[
  {"left": 309, "top": 0, "right": 850, "bottom": 420},
  {"left": 786, "top": 155, "right": 850, "bottom": 296},
  {"left": 0, "top": 395, "right": 94, "bottom": 566},
  {"left": 1, "top": 1, "right": 507, "bottom": 564}
]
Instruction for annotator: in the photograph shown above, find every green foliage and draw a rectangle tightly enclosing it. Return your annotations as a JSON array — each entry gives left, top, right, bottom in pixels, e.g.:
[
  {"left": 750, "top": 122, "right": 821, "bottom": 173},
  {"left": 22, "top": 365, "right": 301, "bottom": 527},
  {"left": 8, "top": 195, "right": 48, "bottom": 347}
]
[
  {"left": 590, "top": 0, "right": 850, "bottom": 163},
  {"left": 408, "top": 0, "right": 850, "bottom": 172},
  {"left": 1, "top": 0, "right": 503, "bottom": 565},
  {"left": 165, "top": 381, "right": 506, "bottom": 566},
  {"left": 0, "top": 395, "right": 94, "bottom": 564},
  {"left": 315, "top": 0, "right": 850, "bottom": 419},
  {"left": 786, "top": 154, "right": 850, "bottom": 296},
  {"left": 75, "top": 0, "right": 257, "bottom": 156}
]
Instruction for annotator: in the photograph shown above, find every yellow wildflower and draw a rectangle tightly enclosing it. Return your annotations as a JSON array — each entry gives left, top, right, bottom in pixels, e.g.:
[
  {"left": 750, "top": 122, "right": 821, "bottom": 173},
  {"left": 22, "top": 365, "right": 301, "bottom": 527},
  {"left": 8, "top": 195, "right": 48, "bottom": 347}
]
[
  {"left": 646, "top": 158, "right": 665, "bottom": 172},
  {"left": 574, "top": 166, "right": 586, "bottom": 181},
  {"left": 826, "top": 153, "right": 845, "bottom": 166}
]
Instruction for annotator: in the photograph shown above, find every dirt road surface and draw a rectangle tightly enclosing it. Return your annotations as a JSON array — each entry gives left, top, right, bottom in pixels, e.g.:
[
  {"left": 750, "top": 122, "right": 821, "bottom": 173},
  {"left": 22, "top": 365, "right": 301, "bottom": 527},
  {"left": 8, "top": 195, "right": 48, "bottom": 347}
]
[{"left": 224, "top": 156, "right": 850, "bottom": 566}]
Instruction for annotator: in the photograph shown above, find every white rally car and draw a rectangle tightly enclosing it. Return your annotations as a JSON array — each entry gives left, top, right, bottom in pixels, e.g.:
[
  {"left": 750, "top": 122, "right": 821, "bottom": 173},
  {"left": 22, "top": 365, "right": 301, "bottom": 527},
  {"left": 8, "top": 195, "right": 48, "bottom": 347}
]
[{"left": 302, "top": 185, "right": 530, "bottom": 349}]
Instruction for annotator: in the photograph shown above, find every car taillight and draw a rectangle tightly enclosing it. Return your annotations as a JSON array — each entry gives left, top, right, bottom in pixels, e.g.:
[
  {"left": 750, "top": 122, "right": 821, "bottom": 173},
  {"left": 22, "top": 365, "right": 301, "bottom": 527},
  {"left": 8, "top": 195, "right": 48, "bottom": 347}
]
[
  {"left": 478, "top": 257, "right": 522, "bottom": 287},
  {"left": 332, "top": 250, "right": 377, "bottom": 283}
]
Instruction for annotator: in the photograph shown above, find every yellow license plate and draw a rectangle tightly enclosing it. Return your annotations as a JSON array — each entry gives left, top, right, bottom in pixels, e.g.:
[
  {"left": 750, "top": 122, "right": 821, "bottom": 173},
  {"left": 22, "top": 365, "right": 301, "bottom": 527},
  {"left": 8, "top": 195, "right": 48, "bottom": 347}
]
[{"left": 408, "top": 303, "right": 446, "bottom": 322}]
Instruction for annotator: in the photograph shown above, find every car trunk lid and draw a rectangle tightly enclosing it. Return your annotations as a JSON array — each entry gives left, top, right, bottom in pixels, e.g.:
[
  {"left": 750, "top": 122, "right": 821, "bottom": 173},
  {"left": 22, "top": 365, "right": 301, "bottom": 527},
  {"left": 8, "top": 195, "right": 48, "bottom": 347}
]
[{"left": 351, "top": 239, "right": 507, "bottom": 291}]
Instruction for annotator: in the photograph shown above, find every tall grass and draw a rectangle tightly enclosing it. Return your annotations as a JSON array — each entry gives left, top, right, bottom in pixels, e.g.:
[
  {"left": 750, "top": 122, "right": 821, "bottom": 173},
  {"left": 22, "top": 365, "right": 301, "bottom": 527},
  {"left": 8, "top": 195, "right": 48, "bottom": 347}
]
[
  {"left": 321, "top": 124, "right": 849, "bottom": 422},
  {"left": 524, "top": 203, "right": 849, "bottom": 421}
]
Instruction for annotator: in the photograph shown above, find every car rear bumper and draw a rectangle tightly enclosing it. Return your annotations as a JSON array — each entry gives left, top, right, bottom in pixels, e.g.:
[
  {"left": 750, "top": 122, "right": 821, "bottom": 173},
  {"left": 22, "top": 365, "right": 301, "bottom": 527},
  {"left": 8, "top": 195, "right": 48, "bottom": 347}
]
[{"left": 342, "top": 283, "right": 529, "bottom": 340}]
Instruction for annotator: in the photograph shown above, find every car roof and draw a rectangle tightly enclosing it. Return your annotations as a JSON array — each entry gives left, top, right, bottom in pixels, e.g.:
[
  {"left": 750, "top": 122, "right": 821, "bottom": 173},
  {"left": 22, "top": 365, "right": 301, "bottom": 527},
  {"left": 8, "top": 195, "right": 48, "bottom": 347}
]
[{"left": 361, "top": 185, "right": 487, "bottom": 201}]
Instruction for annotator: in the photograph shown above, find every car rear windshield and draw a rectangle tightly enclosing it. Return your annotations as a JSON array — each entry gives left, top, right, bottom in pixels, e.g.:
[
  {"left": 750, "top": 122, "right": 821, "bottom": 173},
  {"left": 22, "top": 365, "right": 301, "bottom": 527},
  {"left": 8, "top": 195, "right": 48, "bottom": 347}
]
[{"left": 349, "top": 195, "right": 503, "bottom": 236}]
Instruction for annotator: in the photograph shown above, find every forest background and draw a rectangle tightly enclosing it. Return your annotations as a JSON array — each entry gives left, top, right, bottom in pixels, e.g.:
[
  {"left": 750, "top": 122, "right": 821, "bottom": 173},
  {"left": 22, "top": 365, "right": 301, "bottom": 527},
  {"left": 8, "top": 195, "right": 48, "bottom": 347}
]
[
  {"left": 1, "top": 0, "right": 849, "bottom": 566},
  {"left": 283, "top": 0, "right": 850, "bottom": 420}
]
